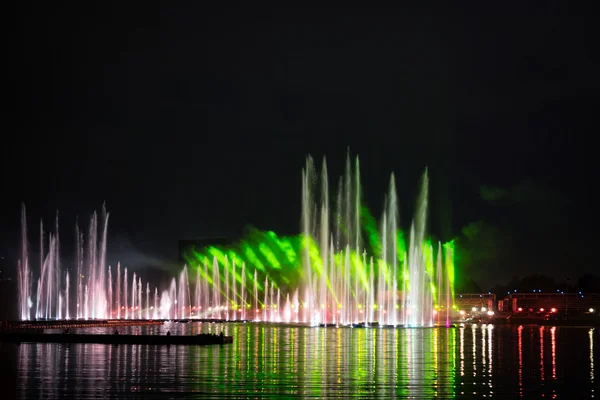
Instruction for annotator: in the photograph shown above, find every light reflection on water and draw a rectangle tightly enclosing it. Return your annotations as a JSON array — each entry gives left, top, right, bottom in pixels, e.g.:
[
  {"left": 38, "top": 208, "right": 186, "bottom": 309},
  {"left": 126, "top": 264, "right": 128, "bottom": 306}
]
[{"left": 3, "top": 323, "right": 598, "bottom": 398}]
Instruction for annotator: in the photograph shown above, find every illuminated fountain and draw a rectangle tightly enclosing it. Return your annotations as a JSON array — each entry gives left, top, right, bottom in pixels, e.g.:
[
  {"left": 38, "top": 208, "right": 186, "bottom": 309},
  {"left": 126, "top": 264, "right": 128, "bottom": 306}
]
[
  {"left": 296, "top": 152, "right": 454, "bottom": 326},
  {"left": 17, "top": 204, "right": 180, "bottom": 321},
  {"left": 184, "top": 151, "right": 456, "bottom": 327},
  {"left": 17, "top": 151, "right": 455, "bottom": 327}
]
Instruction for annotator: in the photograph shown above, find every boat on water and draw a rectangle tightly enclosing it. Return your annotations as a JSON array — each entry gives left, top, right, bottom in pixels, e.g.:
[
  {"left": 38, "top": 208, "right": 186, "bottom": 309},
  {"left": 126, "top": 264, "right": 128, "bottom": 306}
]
[{"left": 0, "top": 332, "right": 233, "bottom": 345}]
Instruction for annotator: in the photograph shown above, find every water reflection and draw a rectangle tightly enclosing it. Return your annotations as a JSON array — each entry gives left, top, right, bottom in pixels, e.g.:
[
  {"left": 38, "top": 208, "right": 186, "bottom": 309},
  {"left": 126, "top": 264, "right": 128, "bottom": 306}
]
[
  {"left": 518, "top": 325, "right": 523, "bottom": 397},
  {"left": 540, "top": 326, "right": 545, "bottom": 383},
  {"left": 591, "top": 328, "right": 595, "bottom": 398},
  {"left": 551, "top": 326, "right": 557, "bottom": 381},
  {"left": 11, "top": 323, "right": 599, "bottom": 398}
]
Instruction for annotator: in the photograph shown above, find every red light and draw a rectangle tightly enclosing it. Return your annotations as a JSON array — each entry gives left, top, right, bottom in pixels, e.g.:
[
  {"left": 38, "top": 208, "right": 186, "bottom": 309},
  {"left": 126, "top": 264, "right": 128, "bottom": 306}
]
[
  {"left": 540, "top": 308, "right": 545, "bottom": 312},
  {"left": 551, "top": 308, "right": 557, "bottom": 313},
  {"left": 518, "top": 307, "right": 523, "bottom": 312}
]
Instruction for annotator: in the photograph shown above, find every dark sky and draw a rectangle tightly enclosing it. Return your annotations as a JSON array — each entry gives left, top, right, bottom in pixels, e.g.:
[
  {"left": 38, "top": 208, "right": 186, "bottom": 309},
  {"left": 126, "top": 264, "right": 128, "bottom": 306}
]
[{"left": 3, "top": 4, "right": 599, "bottom": 288}]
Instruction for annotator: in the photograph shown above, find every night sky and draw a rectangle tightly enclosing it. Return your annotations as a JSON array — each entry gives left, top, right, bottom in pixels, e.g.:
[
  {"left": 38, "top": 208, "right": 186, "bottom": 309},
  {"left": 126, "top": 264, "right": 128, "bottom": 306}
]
[{"left": 3, "top": 4, "right": 599, "bottom": 289}]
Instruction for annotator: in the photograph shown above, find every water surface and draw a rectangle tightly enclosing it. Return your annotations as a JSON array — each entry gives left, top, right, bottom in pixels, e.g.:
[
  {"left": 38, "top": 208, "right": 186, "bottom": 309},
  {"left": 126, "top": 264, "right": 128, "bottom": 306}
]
[{"left": 1, "top": 323, "right": 597, "bottom": 398}]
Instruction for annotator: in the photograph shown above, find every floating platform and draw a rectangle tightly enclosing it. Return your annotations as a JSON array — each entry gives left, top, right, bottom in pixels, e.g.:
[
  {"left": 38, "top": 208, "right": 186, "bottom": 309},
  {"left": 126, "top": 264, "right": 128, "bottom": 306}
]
[{"left": 0, "top": 332, "right": 233, "bottom": 346}]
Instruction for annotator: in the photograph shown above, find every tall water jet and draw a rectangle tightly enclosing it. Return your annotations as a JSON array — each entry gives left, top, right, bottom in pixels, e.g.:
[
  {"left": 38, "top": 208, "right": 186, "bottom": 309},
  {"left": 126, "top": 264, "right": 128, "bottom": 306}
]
[
  {"left": 436, "top": 243, "right": 443, "bottom": 325},
  {"left": 319, "top": 156, "right": 329, "bottom": 326},
  {"left": 39, "top": 220, "right": 43, "bottom": 318},
  {"left": 123, "top": 268, "right": 128, "bottom": 319},
  {"left": 131, "top": 272, "right": 137, "bottom": 318},
  {"left": 168, "top": 278, "right": 177, "bottom": 319},
  {"left": 387, "top": 173, "right": 399, "bottom": 326},
  {"left": 116, "top": 263, "right": 121, "bottom": 319},
  {"left": 84, "top": 284, "right": 89, "bottom": 320},
  {"left": 76, "top": 220, "right": 83, "bottom": 320},
  {"left": 137, "top": 277, "right": 142, "bottom": 319},
  {"left": 153, "top": 287, "right": 158, "bottom": 319},
  {"left": 263, "top": 276, "right": 269, "bottom": 322},
  {"left": 65, "top": 272, "right": 69, "bottom": 320},
  {"left": 224, "top": 259, "right": 229, "bottom": 320},
  {"left": 253, "top": 269, "right": 259, "bottom": 321},
  {"left": 160, "top": 289, "right": 171, "bottom": 319},
  {"left": 444, "top": 242, "right": 455, "bottom": 326},
  {"left": 211, "top": 258, "right": 220, "bottom": 319},
  {"left": 232, "top": 261, "right": 237, "bottom": 320},
  {"left": 301, "top": 156, "right": 315, "bottom": 325},
  {"left": 406, "top": 169, "right": 430, "bottom": 326},
  {"left": 54, "top": 212, "right": 60, "bottom": 320},
  {"left": 87, "top": 212, "right": 97, "bottom": 318},
  {"left": 146, "top": 282, "right": 150, "bottom": 319},
  {"left": 107, "top": 266, "right": 112, "bottom": 319},
  {"left": 178, "top": 265, "right": 189, "bottom": 319},
  {"left": 241, "top": 262, "right": 246, "bottom": 320},
  {"left": 203, "top": 259, "right": 210, "bottom": 316},
  {"left": 18, "top": 204, "right": 31, "bottom": 320},
  {"left": 98, "top": 204, "right": 109, "bottom": 318}
]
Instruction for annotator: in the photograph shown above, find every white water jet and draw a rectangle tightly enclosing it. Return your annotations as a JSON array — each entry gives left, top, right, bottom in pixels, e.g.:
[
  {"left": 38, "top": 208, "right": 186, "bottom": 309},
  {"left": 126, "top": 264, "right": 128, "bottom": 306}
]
[
  {"left": 18, "top": 204, "right": 31, "bottom": 321},
  {"left": 146, "top": 282, "right": 150, "bottom": 319},
  {"left": 138, "top": 277, "right": 142, "bottom": 319},
  {"left": 107, "top": 266, "right": 112, "bottom": 319},
  {"left": 124, "top": 268, "right": 128, "bottom": 319},
  {"left": 65, "top": 272, "right": 69, "bottom": 320}
]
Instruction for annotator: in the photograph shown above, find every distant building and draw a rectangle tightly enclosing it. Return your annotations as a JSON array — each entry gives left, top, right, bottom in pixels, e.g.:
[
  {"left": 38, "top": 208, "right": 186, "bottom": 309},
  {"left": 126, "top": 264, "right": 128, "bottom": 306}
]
[
  {"left": 502, "top": 292, "right": 600, "bottom": 315},
  {"left": 454, "top": 293, "right": 497, "bottom": 311}
]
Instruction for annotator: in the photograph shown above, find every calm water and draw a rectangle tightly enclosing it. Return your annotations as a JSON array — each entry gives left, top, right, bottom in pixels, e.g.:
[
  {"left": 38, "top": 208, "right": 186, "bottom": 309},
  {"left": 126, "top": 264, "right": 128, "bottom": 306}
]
[{"left": 0, "top": 323, "right": 597, "bottom": 398}]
